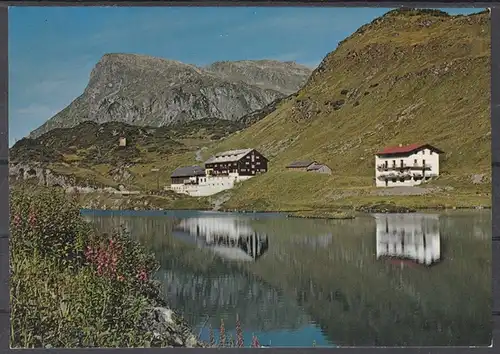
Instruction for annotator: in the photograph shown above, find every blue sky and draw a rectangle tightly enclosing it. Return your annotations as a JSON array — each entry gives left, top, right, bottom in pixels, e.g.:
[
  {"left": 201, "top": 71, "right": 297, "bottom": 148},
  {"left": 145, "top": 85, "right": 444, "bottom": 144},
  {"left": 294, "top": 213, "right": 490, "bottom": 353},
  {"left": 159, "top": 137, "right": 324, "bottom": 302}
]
[{"left": 8, "top": 6, "right": 482, "bottom": 146}]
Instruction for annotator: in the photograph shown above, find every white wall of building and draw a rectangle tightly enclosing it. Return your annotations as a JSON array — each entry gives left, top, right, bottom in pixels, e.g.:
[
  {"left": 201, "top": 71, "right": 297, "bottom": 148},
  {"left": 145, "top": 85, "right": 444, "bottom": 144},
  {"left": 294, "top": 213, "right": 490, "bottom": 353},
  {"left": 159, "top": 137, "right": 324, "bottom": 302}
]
[
  {"left": 373, "top": 213, "right": 441, "bottom": 265},
  {"left": 168, "top": 174, "right": 255, "bottom": 197},
  {"left": 375, "top": 147, "right": 440, "bottom": 187}
]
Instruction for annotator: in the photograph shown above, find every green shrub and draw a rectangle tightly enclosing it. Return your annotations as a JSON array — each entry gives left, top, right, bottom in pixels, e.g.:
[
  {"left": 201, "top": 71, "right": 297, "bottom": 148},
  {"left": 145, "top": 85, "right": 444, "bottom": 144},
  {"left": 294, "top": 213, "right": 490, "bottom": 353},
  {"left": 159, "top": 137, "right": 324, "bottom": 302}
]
[{"left": 9, "top": 188, "right": 167, "bottom": 348}]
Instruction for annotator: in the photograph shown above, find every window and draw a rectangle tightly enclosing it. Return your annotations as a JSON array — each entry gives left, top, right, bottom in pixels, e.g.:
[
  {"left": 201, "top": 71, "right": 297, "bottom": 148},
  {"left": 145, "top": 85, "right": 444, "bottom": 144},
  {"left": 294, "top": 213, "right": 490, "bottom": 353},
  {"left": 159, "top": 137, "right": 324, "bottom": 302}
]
[
  {"left": 430, "top": 150, "right": 433, "bottom": 155},
  {"left": 256, "top": 156, "right": 260, "bottom": 159},
  {"left": 422, "top": 150, "right": 425, "bottom": 155},
  {"left": 414, "top": 159, "right": 417, "bottom": 165},
  {"left": 246, "top": 161, "right": 249, "bottom": 165},
  {"left": 256, "top": 161, "right": 261, "bottom": 165},
  {"left": 392, "top": 160, "right": 396, "bottom": 166}
]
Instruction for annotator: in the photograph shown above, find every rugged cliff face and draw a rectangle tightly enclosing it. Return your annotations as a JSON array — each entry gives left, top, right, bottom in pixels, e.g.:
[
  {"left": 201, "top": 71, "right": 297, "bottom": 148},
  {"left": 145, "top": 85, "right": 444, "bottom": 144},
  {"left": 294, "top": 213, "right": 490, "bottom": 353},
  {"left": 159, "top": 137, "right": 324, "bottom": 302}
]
[
  {"left": 29, "top": 54, "right": 312, "bottom": 138},
  {"left": 204, "top": 60, "right": 312, "bottom": 95}
]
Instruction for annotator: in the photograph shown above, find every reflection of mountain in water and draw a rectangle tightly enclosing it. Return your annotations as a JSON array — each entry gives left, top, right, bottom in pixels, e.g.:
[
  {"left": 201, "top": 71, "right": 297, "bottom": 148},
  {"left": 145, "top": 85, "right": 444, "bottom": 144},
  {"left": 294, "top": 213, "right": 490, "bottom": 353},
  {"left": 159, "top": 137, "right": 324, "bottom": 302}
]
[
  {"left": 157, "top": 268, "right": 311, "bottom": 332},
  {"left": 176, "top": 217, "right": 269, "bottom": 262},
  {"left": 374, "top": 213, "right": 441, "bottom": 266}
]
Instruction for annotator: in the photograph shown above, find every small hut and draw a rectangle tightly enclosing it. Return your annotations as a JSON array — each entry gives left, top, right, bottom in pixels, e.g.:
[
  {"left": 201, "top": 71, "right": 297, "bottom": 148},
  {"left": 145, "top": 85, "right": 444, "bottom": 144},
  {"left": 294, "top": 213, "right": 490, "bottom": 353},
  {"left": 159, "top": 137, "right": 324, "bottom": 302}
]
[{"left": 118, "top": 136, "right": 127, "bottom": 147}]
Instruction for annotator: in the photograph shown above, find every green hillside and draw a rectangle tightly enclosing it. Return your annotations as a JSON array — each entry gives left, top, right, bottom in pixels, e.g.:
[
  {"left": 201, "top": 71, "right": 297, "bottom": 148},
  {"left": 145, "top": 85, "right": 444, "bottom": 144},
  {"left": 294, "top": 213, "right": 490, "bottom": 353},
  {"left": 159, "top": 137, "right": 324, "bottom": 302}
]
[
  {"left": 203, "top": 9, "right": 491, "bottom": 210},
  {"left": 12, "top": 9, "right": 491, "bottom": 212}
]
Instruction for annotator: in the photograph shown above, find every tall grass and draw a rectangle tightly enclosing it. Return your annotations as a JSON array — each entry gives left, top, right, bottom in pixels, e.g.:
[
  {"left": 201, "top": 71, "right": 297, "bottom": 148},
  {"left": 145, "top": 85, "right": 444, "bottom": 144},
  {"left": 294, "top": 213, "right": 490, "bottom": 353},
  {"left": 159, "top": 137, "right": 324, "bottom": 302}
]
[{"left": 10, "top": 188, "right": 179, "bottom": 348}]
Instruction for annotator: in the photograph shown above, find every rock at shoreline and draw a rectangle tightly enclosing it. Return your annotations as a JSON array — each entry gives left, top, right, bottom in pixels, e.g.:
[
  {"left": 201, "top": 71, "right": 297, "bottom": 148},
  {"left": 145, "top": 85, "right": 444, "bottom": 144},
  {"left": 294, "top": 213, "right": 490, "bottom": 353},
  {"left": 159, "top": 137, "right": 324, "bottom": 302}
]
[{"left": 140, "top": 307, "right": 204, "bottom": 347}]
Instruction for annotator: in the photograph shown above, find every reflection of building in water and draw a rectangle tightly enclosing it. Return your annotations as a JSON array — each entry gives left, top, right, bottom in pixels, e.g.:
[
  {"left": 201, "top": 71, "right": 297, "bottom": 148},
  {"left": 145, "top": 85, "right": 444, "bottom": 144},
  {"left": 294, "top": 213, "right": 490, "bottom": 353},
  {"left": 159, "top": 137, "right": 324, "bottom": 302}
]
[
  {"left": 374, "top": 213, "right": 441, "bottom": 265},
  {"left": 177, "top": 217, "right": 269, "bottom": 261}
]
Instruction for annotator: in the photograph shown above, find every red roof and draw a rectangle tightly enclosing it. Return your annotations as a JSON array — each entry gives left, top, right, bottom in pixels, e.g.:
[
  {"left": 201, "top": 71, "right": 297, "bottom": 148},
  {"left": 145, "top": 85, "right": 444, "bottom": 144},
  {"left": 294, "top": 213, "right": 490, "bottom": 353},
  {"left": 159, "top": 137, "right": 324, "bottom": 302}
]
[{"left": 376, "top": 143, "right": 442, "bottom": 156}]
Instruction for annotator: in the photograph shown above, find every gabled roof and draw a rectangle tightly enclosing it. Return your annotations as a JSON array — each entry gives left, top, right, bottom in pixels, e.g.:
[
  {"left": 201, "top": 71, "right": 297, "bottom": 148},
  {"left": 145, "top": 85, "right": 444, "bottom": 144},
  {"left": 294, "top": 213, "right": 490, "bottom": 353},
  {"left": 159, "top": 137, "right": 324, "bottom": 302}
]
[
  {"left": 205, "top": 148, "right": 254, "bottom": 164},
  {"left": 286, "top": 160, "right": 316, "bottom": 168},
  {"left": 306, "top": 163, "right": 329, "bottom": 171},
  {"left": 171, "top": 165, "right": 206, "bottom": 178},
  {"left": 376, "top": 143, "right": 444, "bottom": 156}
]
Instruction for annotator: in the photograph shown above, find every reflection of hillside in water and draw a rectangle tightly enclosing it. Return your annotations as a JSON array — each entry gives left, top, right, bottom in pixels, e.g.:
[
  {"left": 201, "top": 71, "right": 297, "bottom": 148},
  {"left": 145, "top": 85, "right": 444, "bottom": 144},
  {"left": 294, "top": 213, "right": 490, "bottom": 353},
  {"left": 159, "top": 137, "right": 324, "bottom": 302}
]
[
  {"left": 157, "top": 268, "right": 311, "bottom": 332},
  {"left": 85, "top": 214, "right": 310, "bottom": 333},
  {"left": 83, "top": 210, "right": 491, "bottom": 346},
  {"left": 239, "top": 212, "right": 491, "bottom": 346},
  {"left": 373, "top": 213, "right": 441, "bottom": 266},
  {"left": 176, "top": 216, "right": 269, "bottom": 262}
]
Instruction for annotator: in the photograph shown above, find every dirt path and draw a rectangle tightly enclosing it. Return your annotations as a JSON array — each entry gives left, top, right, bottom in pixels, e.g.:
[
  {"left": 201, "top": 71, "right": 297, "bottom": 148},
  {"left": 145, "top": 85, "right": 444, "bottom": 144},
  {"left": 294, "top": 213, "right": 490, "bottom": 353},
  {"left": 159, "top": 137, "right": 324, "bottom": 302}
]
[
  {"left": 195, "top": 147, "right": 207, "bottom": 162},
  {"left": 210, "top": 192, "right": 231, "bottom": 211}
]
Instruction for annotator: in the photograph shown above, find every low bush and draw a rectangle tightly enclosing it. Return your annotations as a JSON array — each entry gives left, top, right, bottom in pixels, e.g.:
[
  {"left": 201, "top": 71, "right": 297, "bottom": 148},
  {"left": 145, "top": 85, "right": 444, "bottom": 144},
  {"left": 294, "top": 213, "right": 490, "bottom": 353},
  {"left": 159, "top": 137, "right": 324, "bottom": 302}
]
[{"left": 10, "top": 188, "right": 168, "bottom": 348}]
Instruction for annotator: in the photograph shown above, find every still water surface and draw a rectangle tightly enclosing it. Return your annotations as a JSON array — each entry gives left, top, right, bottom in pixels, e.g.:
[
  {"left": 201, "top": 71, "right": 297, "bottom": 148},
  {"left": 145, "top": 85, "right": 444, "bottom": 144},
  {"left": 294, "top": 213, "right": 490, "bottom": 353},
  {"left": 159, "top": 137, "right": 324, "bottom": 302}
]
[{"left": 81, "top": 209, "right": 492, "bottom": 347}]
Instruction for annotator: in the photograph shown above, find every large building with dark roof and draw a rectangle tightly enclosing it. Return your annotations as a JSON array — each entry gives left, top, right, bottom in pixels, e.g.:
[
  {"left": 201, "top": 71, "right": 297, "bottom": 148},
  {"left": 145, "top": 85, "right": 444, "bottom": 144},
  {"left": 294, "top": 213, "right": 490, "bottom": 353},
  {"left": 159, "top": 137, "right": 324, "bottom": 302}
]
[
  {"left": 204, "top": 148, "right": 268, "bottom": 177},
  {"left": 168, "top": 148, "right": 268, "bottom": 196}
]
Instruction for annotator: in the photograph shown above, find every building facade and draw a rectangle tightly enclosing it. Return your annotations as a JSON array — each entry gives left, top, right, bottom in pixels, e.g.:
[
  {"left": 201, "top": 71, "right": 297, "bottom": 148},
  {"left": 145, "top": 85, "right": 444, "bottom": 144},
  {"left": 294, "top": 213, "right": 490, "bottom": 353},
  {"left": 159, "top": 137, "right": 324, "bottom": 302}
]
[
  {"left": 168, "top": 148, "right": 269, "bottom": 196},
  {"left": 306, "top": 163, "right": 332, "bottom": 174},
  {"left": 374, "top": 143, "right": 443, "bottom": 187},
  {"left": 204, "top": 148, "right": 268, "bottom": 178},
  {"left": 170, "top": 165, "right": 206, "bottom": 193}
]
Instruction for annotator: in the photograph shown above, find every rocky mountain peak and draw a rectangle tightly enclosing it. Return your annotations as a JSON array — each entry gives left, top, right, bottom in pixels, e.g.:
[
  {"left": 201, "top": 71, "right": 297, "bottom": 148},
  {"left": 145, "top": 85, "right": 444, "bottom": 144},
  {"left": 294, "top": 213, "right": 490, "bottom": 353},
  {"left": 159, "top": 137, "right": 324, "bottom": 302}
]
[{"left": 29, "top": 54, "right": 312, "bottom": 138}]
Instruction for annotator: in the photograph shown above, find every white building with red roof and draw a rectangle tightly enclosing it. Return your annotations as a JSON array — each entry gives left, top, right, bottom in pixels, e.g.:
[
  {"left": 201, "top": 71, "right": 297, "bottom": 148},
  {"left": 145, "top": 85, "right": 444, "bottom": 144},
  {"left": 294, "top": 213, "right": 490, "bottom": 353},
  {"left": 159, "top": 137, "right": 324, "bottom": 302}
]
[{"left": 374, "top": 143, "right": 444, "bottom": 187}]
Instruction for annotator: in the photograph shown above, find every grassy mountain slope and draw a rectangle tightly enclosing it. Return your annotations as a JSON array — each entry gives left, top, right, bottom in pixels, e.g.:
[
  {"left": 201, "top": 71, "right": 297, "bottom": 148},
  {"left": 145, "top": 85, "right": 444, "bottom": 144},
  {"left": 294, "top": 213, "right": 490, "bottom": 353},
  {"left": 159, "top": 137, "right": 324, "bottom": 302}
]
[
  {"left": 203, "top": 9, "right": 491, "bottom": 210},
  {"left": 10, "top": 119, "right": 244, "bottom": 192}
]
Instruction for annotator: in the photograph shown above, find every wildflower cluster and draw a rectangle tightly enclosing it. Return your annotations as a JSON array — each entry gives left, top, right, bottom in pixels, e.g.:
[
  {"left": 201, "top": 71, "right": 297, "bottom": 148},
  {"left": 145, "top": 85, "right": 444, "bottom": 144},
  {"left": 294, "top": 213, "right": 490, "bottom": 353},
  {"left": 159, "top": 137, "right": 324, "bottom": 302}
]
[
  {"left": 10, "top": 188, "right": 166, "bottom": 348},
  {"left": 84, "top": 239, "right": 123, "bottom": 278},
  {"left": 205, "top": 316, "right": 261, "bottom": 348}
]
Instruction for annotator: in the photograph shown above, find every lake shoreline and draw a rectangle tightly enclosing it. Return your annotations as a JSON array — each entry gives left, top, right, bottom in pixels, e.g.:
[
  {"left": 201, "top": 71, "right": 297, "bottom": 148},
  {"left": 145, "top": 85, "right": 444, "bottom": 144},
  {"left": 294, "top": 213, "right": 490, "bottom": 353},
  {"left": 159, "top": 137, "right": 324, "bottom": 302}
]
[
  {"left": 13, "top": 185, "right": 491, "bottom": 218},
  {"left": 80, "top": 204, "right": 491, "bottom": 219}
]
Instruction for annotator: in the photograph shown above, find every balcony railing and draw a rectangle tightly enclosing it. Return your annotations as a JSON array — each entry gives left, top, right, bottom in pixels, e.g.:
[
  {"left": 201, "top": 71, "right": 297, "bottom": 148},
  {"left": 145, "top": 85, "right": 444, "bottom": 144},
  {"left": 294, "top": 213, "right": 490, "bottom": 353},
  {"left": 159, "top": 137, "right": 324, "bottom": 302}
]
[
  {"left": 377, "top": 170, "right": 438, "bottom": 180},
  {"left": 377, "top": 172, "right": 413, "bottom": 180},
  {"left": 377, "top": 163, "right": 432, "bottom": 172}
]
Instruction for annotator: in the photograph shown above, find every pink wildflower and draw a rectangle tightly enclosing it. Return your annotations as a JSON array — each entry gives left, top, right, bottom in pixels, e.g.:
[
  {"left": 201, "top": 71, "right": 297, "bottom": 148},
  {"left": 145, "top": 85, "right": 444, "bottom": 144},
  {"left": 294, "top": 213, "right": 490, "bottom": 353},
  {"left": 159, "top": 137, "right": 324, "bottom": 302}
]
[{"left": 12, "top": 214, "right": 21, "bottom": 227}]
